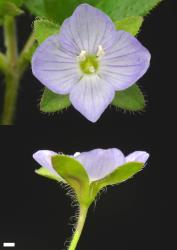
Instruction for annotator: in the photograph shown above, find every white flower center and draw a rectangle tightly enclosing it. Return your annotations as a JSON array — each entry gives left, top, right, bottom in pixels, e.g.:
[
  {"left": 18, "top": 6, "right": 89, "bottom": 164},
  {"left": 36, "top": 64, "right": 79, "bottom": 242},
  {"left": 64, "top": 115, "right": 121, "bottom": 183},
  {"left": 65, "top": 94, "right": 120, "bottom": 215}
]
[
  {"left": 78, "top": 45, "right": 105, "bottom": 62},
  {"left": 78, "top": 46, "right": 105, "bottom": 75}
]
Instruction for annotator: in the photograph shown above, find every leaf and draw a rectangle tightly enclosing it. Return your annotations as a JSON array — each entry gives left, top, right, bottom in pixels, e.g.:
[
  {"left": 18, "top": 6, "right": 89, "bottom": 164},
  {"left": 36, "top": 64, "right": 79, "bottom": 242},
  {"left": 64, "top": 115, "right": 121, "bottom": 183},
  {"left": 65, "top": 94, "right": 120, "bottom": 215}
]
[
  {"left": 24, "top": 0, "right": 46, "bottom": 17},
  {"left": 25, "top": 0, "right": 162, "bottom": 23},
  {"left": 10, "top": 0, "right": 25, "bottom": 7},
  {"left": 95, "top": 162, "right": 144, "bottom": 189},
  {"left": 33, "top": 18, "right": 59, "bottom": 45},
  {"left": 115, "top": 16, "right": 143, "bottom": 36},
  {"left": 40, "top": 88, "right": 71, "bottom": 113},
  {"left": 35, "top": 167, "right": 65, "bottom": 183},
  {"left": 97, "top": 0, "right": 162, "bottom": 21},
  {"left": 52, "top": 155, "right": 90, "bottom": 204},
  {"left": 0, "top": 0, "right": 23, "bottom": 18},
  {"left": 25, "top": 0, "right": 99, "bottom": 24},
  {"left": 112, "top": 84, "right": 145, "bottom": 111}
]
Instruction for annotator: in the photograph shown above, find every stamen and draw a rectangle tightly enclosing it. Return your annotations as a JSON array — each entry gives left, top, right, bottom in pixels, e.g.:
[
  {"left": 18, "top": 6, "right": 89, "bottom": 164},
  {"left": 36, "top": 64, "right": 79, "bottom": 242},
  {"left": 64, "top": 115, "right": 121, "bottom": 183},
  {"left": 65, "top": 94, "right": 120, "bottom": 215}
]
[
  {"left": 74, "top": 152, "right": 80, "bottom": 157},
  {"left": 97, "top": 45, "right": 105, "bottom": 57},
  {"left": 78, "top": 50, "right": 87, "bottom": 61}
]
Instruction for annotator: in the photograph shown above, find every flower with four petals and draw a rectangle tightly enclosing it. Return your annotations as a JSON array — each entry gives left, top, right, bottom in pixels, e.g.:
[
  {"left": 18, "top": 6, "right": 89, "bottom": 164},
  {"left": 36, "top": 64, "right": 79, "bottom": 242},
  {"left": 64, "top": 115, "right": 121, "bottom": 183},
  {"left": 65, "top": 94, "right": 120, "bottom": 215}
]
[{"left": 32, "top": 4, "right": 151, "bottom": 122}]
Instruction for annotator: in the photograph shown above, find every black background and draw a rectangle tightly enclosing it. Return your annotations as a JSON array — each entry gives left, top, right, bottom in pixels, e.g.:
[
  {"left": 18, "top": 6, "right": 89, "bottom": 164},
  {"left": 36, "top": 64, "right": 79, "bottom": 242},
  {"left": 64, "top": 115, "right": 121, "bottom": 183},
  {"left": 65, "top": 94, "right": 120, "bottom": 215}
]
[{"left": 0, "top": 0, "right": 176, "bottom": 249}]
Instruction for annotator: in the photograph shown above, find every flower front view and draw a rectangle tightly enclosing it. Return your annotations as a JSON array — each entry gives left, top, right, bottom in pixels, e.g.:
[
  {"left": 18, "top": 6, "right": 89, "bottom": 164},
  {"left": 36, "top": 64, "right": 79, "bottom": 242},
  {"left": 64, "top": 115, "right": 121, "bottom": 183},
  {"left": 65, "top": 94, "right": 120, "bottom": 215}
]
[{"left": 32, "top": 4, "right": 151, "bottom": 122}]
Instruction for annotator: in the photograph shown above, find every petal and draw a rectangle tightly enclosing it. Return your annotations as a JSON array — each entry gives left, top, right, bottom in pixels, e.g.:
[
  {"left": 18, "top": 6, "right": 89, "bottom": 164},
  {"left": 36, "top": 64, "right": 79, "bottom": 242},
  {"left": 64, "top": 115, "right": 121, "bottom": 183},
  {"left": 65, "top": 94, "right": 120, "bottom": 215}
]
[
  {"left": 32, "top": 34, "right": 81, "bottom": 94},
  {"left": 126, "top": 151, "right": 149, "bottom": 163},
  {"left": 69, "top": 75, "right": 115, "bottom": 122},
  {"left": 59, "top": 4, "right": 116, "bottom": 54},
  {"left": 100, "top": 31, "right": 151, "bottom": 90},
  {"left": 33, "top": 150, "right": 59, "bottom": 176},
  {"left": 75, "top": 148, "right": 125, "bottom": 181}
]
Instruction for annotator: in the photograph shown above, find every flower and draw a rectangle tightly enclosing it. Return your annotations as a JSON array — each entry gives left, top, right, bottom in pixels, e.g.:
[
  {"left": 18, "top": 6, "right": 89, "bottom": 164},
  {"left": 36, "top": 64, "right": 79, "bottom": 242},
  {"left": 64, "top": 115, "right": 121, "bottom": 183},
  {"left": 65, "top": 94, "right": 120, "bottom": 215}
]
[
  {"left": 32, "top": 4, "right": 150, "bottom": 122},
  {"left": 33, "top": 148, "right": 149, "bottom": 182}
]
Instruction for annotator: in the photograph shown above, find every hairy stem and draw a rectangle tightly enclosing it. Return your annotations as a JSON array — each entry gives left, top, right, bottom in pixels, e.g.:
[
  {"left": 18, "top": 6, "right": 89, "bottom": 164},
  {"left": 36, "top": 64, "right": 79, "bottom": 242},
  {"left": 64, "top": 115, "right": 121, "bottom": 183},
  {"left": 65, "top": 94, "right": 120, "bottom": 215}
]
[
  {"left": 4, "top": 16, "right": 18, "bottom": 66},
  {"left": 0, "top": 16, "right": 18, "bottom": 125},
  {"left": 68, "top": 205, "right": 88, "bottom": 250},
  {"left": 0, "top": 52, "right": 6, "bottom": 73},
  {"left": 1, "top": 74, "right": 19, "bottom": 125},
  {"left": 18, "top": 32, "right": 36, "bottom": 76},
  {"left": 0, "top": 16, "right": 35, "bottom": 125}
]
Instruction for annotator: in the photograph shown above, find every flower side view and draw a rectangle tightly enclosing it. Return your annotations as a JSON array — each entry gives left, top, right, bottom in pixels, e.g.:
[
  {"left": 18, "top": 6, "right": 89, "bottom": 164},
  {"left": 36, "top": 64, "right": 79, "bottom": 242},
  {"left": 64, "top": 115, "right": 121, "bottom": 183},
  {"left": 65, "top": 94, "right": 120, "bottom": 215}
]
[
  {"left": 32, "top": 4, "right": 151, "bottom": 122},
  {"left": 33, "top": 148, "right": 149, "bottom": 250},
  {"left": 33, "top": 148, "right": 149, "bottom": 184}
]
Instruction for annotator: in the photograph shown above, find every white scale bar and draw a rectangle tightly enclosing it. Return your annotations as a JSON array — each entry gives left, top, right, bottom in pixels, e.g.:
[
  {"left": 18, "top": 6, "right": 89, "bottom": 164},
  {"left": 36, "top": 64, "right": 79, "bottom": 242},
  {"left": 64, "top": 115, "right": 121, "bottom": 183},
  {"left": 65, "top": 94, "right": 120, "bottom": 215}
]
[{"left": 3, "top": 242, "right": 15, "bottom": 247}]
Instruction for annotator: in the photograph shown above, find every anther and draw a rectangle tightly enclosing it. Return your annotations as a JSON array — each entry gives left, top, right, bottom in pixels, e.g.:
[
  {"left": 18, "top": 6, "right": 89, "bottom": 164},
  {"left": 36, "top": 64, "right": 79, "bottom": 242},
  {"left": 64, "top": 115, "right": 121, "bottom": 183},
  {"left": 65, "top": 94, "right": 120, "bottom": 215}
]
[
  {"left": 74, "top": 152, "right": 81, "bottom": 157},
  {"left": 97, "top": 45, "right": 105, "bottom": 57},
  {"left": 78, "top": 50, "right": 87, "bottom": 61}
]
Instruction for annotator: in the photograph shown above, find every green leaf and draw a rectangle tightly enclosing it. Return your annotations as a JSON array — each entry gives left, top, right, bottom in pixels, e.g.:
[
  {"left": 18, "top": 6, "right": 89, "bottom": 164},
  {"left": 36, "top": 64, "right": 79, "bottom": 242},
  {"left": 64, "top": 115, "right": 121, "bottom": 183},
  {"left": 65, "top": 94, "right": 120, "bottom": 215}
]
[
  {"left": 115, "top": 16, "right": 143, "bottom": 36},
  {"left": 25, "top": 0, "right": 99, "bottom": 24},
  {"left": 33, "top": 18, "right": 59, "bottom": 45},
  {"left": 35, "top": 167, "right": 65, "bottom": 183},
  {"left": 10, "top": 0, "right": 25, "bottom": 7},
  {"left": 0, "top": 0, "right": 23, "bottom": 18},
  {"left": 24, "top": 0, "right": 46, "bottom": 17},
  {"left": 52, "top": 155, "right": 90, "bottom": 204},
  {"left": 112, "top": 84, "right": 145, "bottom": 111},
  {"left": 97, "top": 0, "right": 162, "bottom": 20},
  {"left": 95, "top": 162, "right": 144, "bottom": 189},
  {"left": 25, "top": 0, "right": 161, "bottom": 23},
  {"left": 40, "top": 88, "right": 71, "bottom": 113}
]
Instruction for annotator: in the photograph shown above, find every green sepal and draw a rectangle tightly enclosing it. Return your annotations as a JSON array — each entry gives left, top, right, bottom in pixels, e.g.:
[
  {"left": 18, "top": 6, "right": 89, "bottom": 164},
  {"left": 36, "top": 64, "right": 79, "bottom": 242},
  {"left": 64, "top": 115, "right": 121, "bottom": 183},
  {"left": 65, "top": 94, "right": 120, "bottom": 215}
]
[
  {"left": 33, "top": 18, "right": 59, "bottom": 45},
  {"left": 97, "top": 0, "right": 162, "bottom": 21},
  {"left": 115, "top": 16, "right": 143, "bottom": 36},
  {"left": 52, "top": 155, "right": 90, "bottom": 204},
  {"left": 91, "top": 162, "right": 144, "bottom": 193},
  {"left": 35, "top": 167, "right": 65, "bottom": 183},
  {"left": 40, "top": 88, "right": 71, "bottom": 113},
  {"left": 112, "top": 84, "right": 145, "bottom": 112},
  {"left": 0, "top": 0, "right": 23, "bottom": 19}
]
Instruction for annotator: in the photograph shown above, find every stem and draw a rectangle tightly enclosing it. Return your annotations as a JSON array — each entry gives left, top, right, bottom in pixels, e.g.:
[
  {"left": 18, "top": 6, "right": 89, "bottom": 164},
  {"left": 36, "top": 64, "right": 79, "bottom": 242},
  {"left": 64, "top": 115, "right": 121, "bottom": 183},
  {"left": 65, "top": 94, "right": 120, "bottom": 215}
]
[
  {"left": 0, "top": 16, "right": 35, "bottom": 125},
  {"left": 4, "top": 16, "right": 18, "bottom": 66},
  {"left": 0, "top": 52, "right": 6, "bottom": 73},
  {"left": 1, "top": 74, "right": 19, "bottom": 125},
  {"left": 18, "top": 32, "right": 35, "bottom": 76},
  {"left": 0, "top": 16, "right": 19, "bottom": 125},
  {"left": 68, "top": 205, "right": 88, "bottom": 250}
]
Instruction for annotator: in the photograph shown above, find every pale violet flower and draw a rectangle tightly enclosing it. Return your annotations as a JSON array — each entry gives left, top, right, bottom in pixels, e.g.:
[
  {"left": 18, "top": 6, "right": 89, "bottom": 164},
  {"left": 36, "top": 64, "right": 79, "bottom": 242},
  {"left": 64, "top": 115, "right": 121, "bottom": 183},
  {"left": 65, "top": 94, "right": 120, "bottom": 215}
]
[
  {"left": 32, "top": 4, "right": 151, "bottom": 122},
  {"left": 33, "top": 148, "right": 149, "bottom": 182}
]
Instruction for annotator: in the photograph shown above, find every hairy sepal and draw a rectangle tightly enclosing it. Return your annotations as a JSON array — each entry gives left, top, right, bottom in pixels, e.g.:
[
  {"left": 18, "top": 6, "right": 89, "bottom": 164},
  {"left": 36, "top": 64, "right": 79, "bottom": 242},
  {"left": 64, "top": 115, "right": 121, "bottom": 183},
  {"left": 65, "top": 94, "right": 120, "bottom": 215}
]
[
  {"left": 112, "top": 84, "right": 145, "bottom": 112},
  {"left": 52, "top": 155, "right": 92, "bottom": 206}
]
